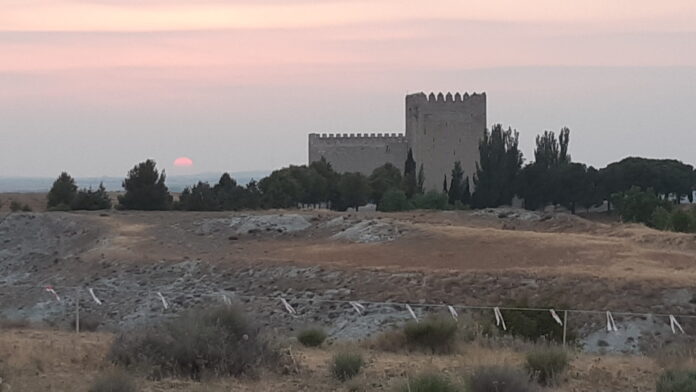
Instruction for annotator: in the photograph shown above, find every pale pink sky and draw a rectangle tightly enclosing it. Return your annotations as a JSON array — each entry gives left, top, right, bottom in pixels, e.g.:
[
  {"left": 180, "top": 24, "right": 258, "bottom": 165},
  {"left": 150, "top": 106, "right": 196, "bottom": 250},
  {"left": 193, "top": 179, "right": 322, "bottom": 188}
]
[{"left": 1, "top": 0, "right": 695, "bottom": 177}]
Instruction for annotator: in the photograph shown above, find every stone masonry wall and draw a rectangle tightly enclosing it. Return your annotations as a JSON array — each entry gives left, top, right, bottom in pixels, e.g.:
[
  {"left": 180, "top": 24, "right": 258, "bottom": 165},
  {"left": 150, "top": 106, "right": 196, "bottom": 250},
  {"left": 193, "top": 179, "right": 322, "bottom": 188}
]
[
  {"left": 406, "top": 92, "right": 486, "bottom": 191},
  {"left": 308, "top": 133, "right": 408, "bottom": 176}
]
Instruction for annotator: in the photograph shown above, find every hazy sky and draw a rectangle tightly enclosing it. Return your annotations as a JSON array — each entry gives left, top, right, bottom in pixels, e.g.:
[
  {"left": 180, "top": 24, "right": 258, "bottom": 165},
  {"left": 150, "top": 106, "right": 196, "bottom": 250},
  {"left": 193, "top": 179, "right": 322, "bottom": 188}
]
[{"left": 1, "top": 0, "right": 695, "bottom": 177}]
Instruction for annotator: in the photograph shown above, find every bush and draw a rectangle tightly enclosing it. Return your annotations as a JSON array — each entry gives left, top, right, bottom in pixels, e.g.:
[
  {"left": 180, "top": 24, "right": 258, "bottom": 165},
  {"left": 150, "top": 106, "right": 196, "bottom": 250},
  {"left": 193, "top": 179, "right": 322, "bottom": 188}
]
[
  {"left": 72, "top": 313, "right": 101, "bottom": 332},
  {"left": 524, "top": 346, "right": 569, "bottom": 385},
  {"left": 397, "top": 372, "right": 461, "bottom": 392},
  {"left": 671, "top": 209, "right": 696, "bottom": 233},
  {"left": 468, "top": 366, "right": 536, "bottom": 392},
  {"left": 657, "top": 369, "right": 696, "bottom": 392},
  {"left": 297, "top": 327, "right": 327, "bottom": 347},
  {"left": 612, "top": 186, "right": 672, "bottom": 225},
  {"left": 330, "top": 351, "right": 364, "bottom": 381},
  {"left": 89, "top": 369, "right": 137, "bottom": 392},
  {"left": 411, "top": 191, "right": 449, "bottom": 210},
  {"left": 403, "top": 316, "right": 458, "bottom": 354},
  {"left": 378, "top": 189, "right": 411, "bottom": 212},
  {"left": 9, "top": 201, "right": 22, "bottom": 212},
  {"left": 500, "top": 300, "right": 574, "bottom": 343},
  {"left": 109, "top": 306, "right": 276, "bottom": 379},
  {"left": 651, "top": 206, "right": 672, "bottom": 230},
  {"left": 72, "top": 183, "right": 112, "bottom": 210}
]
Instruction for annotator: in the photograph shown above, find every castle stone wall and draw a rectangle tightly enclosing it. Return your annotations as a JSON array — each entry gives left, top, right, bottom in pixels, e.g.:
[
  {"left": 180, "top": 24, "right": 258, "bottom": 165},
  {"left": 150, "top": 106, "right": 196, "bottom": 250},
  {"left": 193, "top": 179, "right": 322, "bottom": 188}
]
[
  {"left": 308, "top": 133, "right": 408, "bottom": 176},
  {"left": 406, "top": 92, "right": 486, "bottom": 191}
]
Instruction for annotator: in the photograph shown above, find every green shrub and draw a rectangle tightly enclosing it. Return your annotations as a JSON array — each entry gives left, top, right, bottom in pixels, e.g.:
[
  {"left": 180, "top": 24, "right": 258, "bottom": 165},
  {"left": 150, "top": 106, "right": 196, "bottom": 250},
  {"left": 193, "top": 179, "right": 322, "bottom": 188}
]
[
  {"left": 500, "top": 300, "right": 574, "bottom": 343},
  {"left": 72, "top": 183, "right": 112, "bottom": 210},
  {"left": 468, "top": 366, "right": 536, "bottom": 392},
  {"left": 403, "top": 316, "right": 458, "bottom": 354},
  {"left": 397, "top": 372, "right": 461, "bottom": 392},
  {"left": 611, "top": 186, "right": 672, "bottom": 225},
  {"left": 330, "top": 351, "right": 364, "bottom": 381},
  {"left": 297, "top": 327, "right": 327, "bottom": 347},
  {"left": 379, "top": 189, "right": 411, "bottom": 212},
  {"left": 89, "top": 369, "right": 137, "bottom": 392},
  {"left": 671, "top": 209, "right": 696, "bottom": 233},
  {"left": 411, "top": 191, "right": 449, "bottom": 210},
  {"left": 9, "top": 201, "right": 22, "bottom": 212},
  {"left": 524, "top": 346, "right": 569, "bottom": 385},
  {"left": 651, "top": 206, "right": 672, "bottom": 230},
  {"left": 656, "top": 369, "right": 696, "bottom": 392},
  {"left": 109, "top": 306, "right": 276, "bottom": 380}
]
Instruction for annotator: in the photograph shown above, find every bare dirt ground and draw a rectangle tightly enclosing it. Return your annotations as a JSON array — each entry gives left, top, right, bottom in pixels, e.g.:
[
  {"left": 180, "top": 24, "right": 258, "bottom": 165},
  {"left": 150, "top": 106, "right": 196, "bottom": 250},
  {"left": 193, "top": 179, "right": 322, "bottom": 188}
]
[
  {"left": 2, "top": 203, "right": 696, "bottom": 390},
  {"left": 1, "top": 206, "right": 696, "bottom": 349}
]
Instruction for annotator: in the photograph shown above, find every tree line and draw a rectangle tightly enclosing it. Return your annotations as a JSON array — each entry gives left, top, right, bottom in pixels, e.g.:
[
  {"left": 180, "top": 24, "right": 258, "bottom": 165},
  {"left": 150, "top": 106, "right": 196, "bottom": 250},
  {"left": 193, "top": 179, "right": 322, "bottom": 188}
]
[{"left": 45, "top": 124, "right": 696, "bottom": 228}]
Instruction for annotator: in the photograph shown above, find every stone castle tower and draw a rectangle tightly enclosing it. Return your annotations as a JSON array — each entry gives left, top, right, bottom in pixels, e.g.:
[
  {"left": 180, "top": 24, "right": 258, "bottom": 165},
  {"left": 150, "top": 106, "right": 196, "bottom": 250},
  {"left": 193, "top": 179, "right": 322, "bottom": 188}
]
[{"left": 308, "top": 92, "right": 486, "bottom": 191}]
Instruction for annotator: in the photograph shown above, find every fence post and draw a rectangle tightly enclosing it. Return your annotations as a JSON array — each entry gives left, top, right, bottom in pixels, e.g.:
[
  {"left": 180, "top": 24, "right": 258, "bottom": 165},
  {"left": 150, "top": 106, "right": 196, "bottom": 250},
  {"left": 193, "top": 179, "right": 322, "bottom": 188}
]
[
  {"left": 75, "top": 287, "right": 80, "bottom": 333},
  {"left": 562, "top": 310, "right": 568, "bottom": 347}
]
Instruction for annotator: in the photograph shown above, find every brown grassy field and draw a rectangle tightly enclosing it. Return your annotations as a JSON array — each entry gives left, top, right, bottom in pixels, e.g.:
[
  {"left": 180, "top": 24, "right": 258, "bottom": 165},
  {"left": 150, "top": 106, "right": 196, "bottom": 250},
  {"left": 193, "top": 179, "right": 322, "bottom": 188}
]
[{"left": 0, "top": 327, "right": 667, "bottom": 392}]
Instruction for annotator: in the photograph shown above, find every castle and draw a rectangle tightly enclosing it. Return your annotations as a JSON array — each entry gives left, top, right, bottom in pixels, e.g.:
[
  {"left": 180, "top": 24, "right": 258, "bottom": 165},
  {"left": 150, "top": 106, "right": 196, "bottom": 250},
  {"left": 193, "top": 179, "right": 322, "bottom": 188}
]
[{"left": 308, "top": 92, "right": 486, "bottom": 191}]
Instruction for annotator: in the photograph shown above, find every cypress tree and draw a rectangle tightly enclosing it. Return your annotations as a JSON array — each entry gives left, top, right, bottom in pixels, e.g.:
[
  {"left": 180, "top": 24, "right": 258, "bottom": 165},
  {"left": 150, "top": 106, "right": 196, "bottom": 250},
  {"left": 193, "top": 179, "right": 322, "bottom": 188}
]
[{"left": 402, "top": 148, "right": 417, "bottom": 198}]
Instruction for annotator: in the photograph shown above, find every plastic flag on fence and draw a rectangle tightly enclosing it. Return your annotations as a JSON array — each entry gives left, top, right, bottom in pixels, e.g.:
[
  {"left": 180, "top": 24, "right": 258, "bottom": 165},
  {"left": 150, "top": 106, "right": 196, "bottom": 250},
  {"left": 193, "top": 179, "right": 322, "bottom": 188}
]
[
  {"left": 606, "top": 311, "right": 618, "bottom": 332},
  {"left": 157, "top": 292, "right": 169, "bottom": 310},
  {"left": 550, "top": 309, "right": 563, "bottom": 326},
  {"left": 669, "top": 315, "right": 685, "bottom": 334},
  {"left": 280, "top": 298, "right": 296, "bottom": 315},
  {"left": 448, "top": 305, "right": 458, "bottom": 321},
  {"left": 88, "top": 288, "right": 102, "bottom": 305},
  {"left": 45, "top": 285, "right": 61, "bottom": 302},
  {"left": 493, "top": 307, "right": 507, "bottom": 331},
  {"left": 349, "top": 301, "right": 365, "bottom": 315},
  {"left": 405, "top": 304, "right": 418, "bottom": 322}
]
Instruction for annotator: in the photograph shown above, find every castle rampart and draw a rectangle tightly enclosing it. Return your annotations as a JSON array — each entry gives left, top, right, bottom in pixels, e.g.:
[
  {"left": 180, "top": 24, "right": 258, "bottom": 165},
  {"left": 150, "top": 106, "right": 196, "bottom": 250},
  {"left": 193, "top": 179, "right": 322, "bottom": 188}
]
[
  {"left": 308, "top": 91, "right": 486, "bottom": 192},
  {"left": 308, "top": 132, "right": 408, "bottom": 175}
]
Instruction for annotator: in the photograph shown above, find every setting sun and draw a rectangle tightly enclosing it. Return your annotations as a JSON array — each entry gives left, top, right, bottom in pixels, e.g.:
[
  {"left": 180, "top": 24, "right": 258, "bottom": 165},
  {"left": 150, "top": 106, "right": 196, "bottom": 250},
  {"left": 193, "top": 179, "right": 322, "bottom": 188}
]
[{"left": 173, "top": 157, "right": 193, "bottom": 168}]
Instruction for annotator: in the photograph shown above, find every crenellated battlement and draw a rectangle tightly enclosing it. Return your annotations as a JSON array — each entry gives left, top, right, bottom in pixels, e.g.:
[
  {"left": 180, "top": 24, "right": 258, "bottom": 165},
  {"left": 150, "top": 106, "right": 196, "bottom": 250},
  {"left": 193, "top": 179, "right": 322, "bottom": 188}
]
[
  {"left": 407, "top": 91, "right": 486, "bottom": 104},
  {"left": 309, "top": 132, "right": 407, "bottom": 142},
  {"left": 308, "top": 91, "right": 487, "bottom": 189}
]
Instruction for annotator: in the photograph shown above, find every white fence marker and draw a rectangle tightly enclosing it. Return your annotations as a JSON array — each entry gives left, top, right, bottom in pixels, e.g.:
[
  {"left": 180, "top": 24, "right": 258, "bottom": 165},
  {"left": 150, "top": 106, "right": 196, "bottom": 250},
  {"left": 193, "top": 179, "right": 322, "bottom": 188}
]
[
  {"left": 606, "top": 311, "right": 618, "bottom": 332},
  {"left": 45, "top": 286, "right": 61, "bottom": 302},
  {"left": 349, "top": 301, "right": 365, "bottom": 315},
  {"left": 280, "top": 298, "right": 296, "bottom": 315},
  {"left": 669, "top": 315, "right": 685, "bottom": 334},
  {"left": 222, "top": 294, "right": 232, "bottom": 305},
  {"left": 550, "top": 309, "right": 563, "bottom": 326},
  {"left": 405, "top": 304, "right": 418, "bottom": 322},
  {"left": 494, "top": 307, "right": 507, "bottom": 331},
  {"left": 448, "top": 305, "right": 458, "bottom": 321},
  {"left": 88, "top": 288, "right": 102, "bottom": 305},
  {"left": 157, "top": 292, "right": 169, "bottom": 310}
]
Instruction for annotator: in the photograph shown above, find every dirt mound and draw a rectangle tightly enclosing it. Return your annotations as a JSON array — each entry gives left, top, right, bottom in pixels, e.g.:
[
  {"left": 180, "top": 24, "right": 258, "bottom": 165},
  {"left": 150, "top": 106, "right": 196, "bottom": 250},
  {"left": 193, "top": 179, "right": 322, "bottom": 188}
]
[
  {"left": 195, "top": 214, "right": 313, "bottom": 235},
  {"left": 331, "top": 219, "right": 403, "bottom": 243}
]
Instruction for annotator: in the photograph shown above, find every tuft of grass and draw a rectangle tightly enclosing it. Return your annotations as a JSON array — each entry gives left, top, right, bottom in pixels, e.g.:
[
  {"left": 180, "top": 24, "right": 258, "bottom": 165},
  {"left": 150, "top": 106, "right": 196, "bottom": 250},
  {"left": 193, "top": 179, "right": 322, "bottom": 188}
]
[
  {"left": 524, "top": 346, "right": 569, "bottom": 386},
  {"left": 297, "top": 327, "right": 327, "bottom": 347},
  {"left": 468, "top": 365, "right": 537, "bottom": 392},
  {"left": 109, "top": 306, "right": 278, "bottom": 380},
  {"left": 403, "top": 316, "right": 458, "bottom": 354},
  {"left": 88, "top": 369, "right": 137, "bottom": 392},
  {"left": 330, "top": 351, "right": 364, "bottom": 381},
  {"left": 396, "top": 372, "right": 462, "bottom": 392},
  {"left": 656, "top": 369, "right": 696, "bottom": 392}
]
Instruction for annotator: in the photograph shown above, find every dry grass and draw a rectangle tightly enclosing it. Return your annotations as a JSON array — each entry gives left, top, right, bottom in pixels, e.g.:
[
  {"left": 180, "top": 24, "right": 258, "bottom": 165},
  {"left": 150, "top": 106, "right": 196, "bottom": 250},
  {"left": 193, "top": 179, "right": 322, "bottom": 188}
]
[{"left": 0, "top": 328, "right": 669, "bottom": 391}]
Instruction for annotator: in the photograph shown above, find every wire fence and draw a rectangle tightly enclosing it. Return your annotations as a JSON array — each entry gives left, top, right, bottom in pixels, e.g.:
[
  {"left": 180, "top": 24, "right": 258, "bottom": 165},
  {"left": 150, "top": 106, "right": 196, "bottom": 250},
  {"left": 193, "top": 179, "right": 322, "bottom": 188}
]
[{"left": 0, "top": 282, "right": 691, "bottom": 346}]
